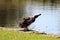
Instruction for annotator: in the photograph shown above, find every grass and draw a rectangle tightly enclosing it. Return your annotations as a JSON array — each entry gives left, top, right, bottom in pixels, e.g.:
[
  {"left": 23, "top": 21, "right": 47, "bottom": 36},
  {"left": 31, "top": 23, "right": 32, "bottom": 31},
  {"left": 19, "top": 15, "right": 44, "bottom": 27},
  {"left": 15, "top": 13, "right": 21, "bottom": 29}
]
[{"left": 0, "top": 30, "right": 60, "bottom": 40}]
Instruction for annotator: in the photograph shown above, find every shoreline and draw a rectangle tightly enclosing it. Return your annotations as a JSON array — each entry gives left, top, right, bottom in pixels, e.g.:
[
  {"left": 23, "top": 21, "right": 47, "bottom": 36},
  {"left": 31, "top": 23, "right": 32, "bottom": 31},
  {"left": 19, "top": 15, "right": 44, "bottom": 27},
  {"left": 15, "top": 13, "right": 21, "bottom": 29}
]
[{"left": 0, "top": 27, "right": 60, "bottom": 38}]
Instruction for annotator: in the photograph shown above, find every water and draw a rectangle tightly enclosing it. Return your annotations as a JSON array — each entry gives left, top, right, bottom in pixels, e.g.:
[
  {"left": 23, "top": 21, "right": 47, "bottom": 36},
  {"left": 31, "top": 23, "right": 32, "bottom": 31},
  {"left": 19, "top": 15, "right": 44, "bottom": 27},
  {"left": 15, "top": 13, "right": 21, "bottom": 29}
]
[{"left": 20, "top": 0, "right": 60, "bottom": 34}]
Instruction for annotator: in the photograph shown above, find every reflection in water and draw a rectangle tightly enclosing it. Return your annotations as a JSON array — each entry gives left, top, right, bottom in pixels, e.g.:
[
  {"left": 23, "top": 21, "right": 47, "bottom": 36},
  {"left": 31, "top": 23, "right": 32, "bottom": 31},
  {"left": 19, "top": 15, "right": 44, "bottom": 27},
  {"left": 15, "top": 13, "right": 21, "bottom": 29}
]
[{"left": 23, "top": 0, "right": 60, "bottom": 34}]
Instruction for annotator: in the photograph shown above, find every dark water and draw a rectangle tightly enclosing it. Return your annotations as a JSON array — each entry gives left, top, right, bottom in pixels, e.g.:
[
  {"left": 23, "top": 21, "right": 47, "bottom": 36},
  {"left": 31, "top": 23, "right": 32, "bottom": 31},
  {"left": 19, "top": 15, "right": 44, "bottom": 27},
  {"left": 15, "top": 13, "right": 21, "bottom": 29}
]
[{"left": 21, "top": 0, "right": 60, "bottom": 34}]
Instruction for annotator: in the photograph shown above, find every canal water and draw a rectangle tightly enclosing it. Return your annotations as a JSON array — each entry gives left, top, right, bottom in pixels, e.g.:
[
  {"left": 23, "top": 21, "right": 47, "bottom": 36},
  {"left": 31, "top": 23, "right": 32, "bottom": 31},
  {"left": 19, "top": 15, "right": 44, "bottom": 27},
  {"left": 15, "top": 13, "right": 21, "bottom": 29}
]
[{"left": 21, "top": 0, "right": 60, "bottom": 34}]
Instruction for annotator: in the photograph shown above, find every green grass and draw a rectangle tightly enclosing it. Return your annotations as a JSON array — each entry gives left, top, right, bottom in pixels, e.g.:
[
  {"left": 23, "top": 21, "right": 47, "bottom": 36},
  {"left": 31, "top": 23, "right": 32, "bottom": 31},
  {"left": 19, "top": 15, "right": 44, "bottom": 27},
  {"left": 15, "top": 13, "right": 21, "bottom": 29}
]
[{"left": 0, "top": 30, "right": 60, "bottom": 40}]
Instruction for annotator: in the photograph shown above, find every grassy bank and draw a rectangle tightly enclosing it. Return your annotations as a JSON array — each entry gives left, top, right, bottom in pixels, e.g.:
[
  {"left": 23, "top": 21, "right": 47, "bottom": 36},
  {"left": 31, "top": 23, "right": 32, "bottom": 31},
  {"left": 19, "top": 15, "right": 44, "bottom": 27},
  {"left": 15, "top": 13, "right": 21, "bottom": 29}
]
[{"left": 0, "top": 30, "right": 60, "bottom": 40}]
